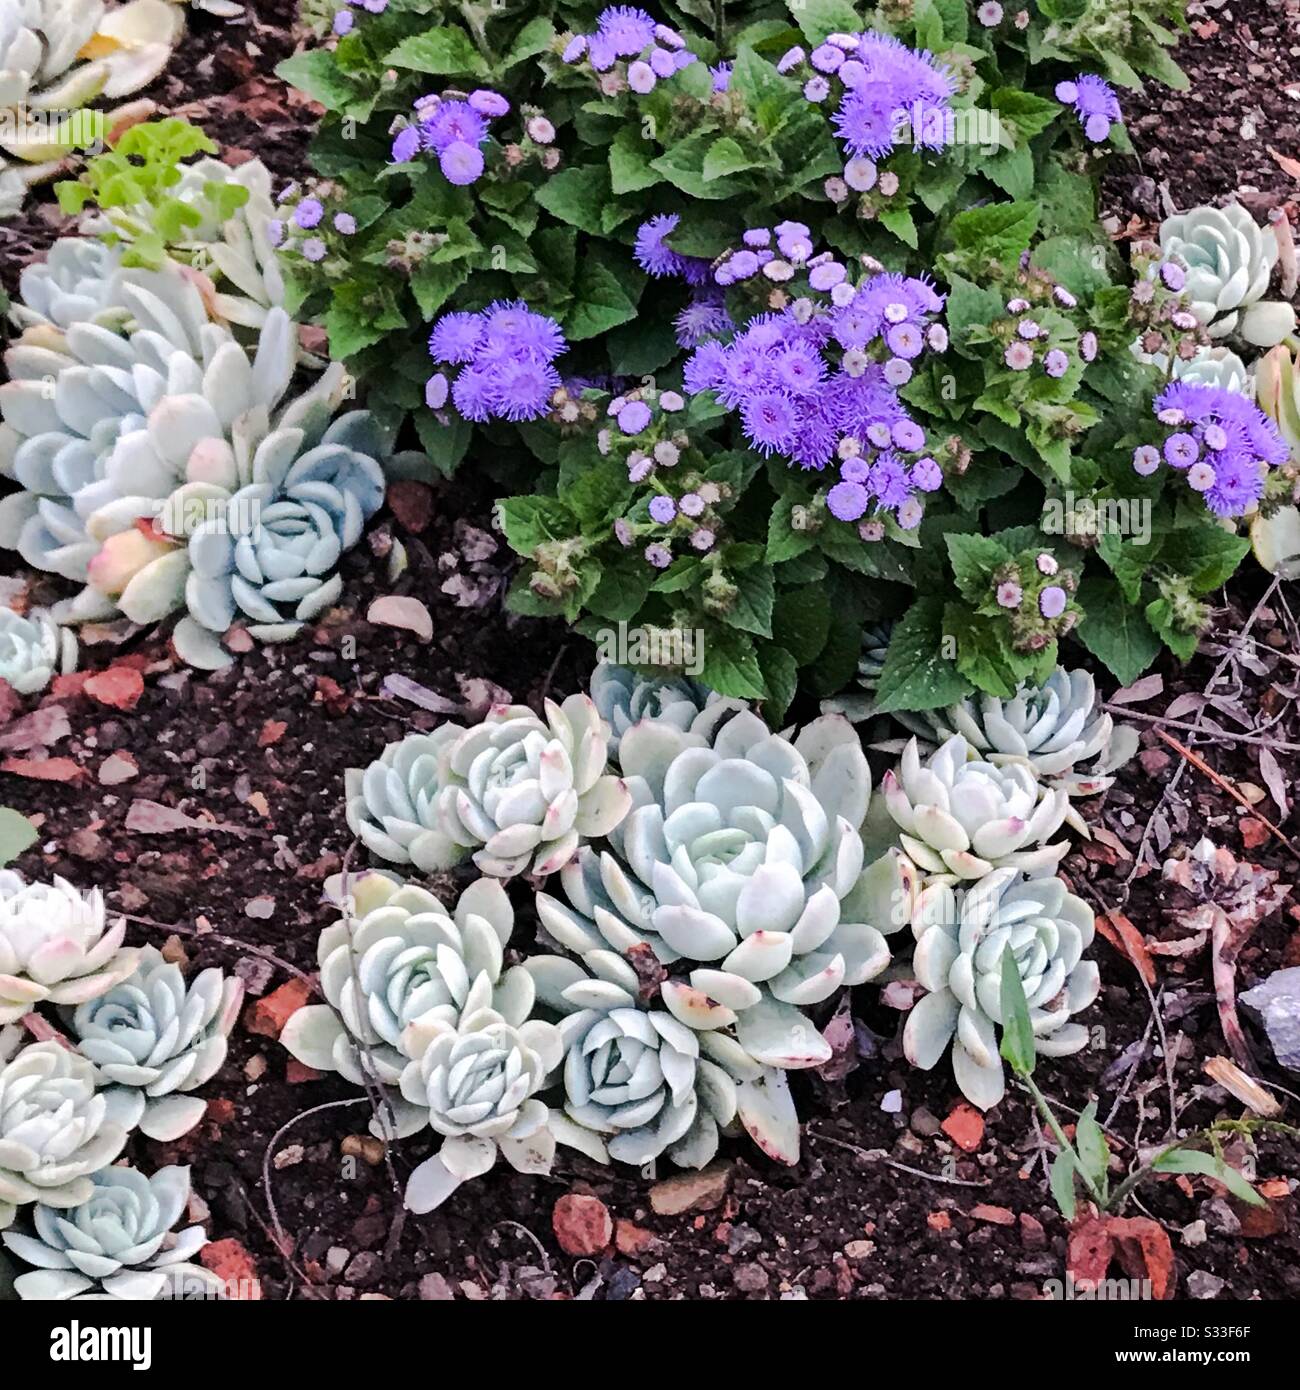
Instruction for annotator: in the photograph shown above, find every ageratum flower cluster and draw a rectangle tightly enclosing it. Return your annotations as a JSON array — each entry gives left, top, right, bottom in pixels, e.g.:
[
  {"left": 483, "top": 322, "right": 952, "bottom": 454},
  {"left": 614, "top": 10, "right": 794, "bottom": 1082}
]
[
  {"left": 1055, "top": 74, "right": 1121, "bottom": 144},
  {"left": 333, "top": 0, "right": 388, "bottom": 34},
  {"left": 427, "top": 302, "right": 568, "bottom": 423},
  {"left": 660, "top": 225, "right": 947, "bottom": 526},
  {"left": 776, "top": 31, "right": 955, "bottom": 181},
  {"left": 1136, "top": 382, "right": 1288, "bottom": 517},
  {"left": 561, "top": 6, "right": 697, "bottom": 92},
  {"left": 390, "top": 89, "right": 510, "bottom": 186}
]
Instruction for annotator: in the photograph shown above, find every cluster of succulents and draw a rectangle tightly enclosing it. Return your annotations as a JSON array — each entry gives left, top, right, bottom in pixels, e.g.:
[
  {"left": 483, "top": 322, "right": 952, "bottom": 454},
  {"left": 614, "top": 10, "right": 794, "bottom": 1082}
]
[
  {"left": 0, "top": 870, "right": 236, "bottom": 1298},
  {"left": 0, "top": 0, "right": 180, "bottom": 216},
  {"left": 0, "top": 243, "right": 391, "bottom": 672},
  {"left": 346, "top": 693, "right": 632, "bottom": 879}
]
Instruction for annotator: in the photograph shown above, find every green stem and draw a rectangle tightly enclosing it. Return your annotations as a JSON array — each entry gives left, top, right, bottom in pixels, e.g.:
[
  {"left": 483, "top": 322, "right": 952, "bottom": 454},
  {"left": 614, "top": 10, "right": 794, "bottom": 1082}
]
[{"left": 1022, "top": 1073, "right": 1107, "bottom": 1207}]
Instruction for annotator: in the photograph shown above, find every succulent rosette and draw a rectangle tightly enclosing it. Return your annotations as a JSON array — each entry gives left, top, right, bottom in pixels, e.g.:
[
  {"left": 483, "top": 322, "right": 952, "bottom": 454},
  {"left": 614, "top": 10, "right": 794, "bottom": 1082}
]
[
  {"left": 399, "top": 1007, "right": 563, "bottom": 1214},
  {"left": 0, "top": 872, "right": 137, "bottom": 1024},
  {"left": 902, "top": 867, "right": 1099, "bottom": 1109},
  {"left": 525, "top": 946, "right": 801, "bottom": 1167},
  {"left": 0, "top": 603, "right": 77, "bottom": 694},
  {"left": 280, "top": 875, "right": 536, "bottom": 1142},
  {"left": 882, "top": 735, "right": 1070, "bottom": 880},
  {"left": 345, "top": 724, "right": 469, "bottom": 873},
  {"left": 589, "top": 661, "right": 734, "bottom": 758},
  {"left": 534, "top": 711, "right": 899, "bottom": 1069},
  {"left": 2, "top": 1163, "right": 206, "bottom": 1300},
  {"left": 69, "top": 946, "right": 243, "bottom": 1141},
  {"left": 0, "top": 1041, "right": 129, "bottom": 1229},
  {"left": 435, "top": 696, "right": 633, "bottom": 878}
]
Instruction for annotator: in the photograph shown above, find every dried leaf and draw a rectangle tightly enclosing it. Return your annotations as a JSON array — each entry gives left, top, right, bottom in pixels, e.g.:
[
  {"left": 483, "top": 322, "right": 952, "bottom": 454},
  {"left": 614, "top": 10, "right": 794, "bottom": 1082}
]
[
  {"left": 1096, "top": 910, "right": 1157, "bottom": 985},
  {"left": 1203, "top": 1055, "right": 1282, "bottom": 1118},
  {"left": 1110, "top": 674, "right": 1164, "bottom": 705},
  {"left": 1257, "top": 746, "right": 1290, "bottom": 820}
]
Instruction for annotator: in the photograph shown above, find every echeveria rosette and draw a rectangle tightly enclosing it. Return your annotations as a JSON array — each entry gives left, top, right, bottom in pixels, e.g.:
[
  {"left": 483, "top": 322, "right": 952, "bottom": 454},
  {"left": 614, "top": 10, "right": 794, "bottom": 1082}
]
[
  {"left": 9, "top": 238, "right": 124, "bottom": 332},
  {"left": 0, "top": 1041, "right": 129, "bottom": 1230},
  {"left": 0, "top": 872, "right": 138, "bottom": 1025},
  {"left": 179, "top": 407, "right": 387, "bottom": 654},
  {"left": 589, "top": 661, "right": 736, "bottom": 758},
  {"left": 1159, "top": 203, "right": 1296, "bottom": 347},
  {"left": 69, "top": 945, "right": 243, "bottom": 1142},
  {"left": 437, "top": 696, "right": 633, "bottom": 878},
  {"left": 902, "top": 867, "right": 1099, "bottom": 1110},
  {"left": 0, "top": 603, "right": 77, "bottom": 694},
  {"left": 902, "top": 668, "right": 1139, "bottom": 830},
  {"left": 2, "top": 1164, "right": 206, "bottom": 1301},
  {"left": 398, "top": 1006, "right": 563, "bottom": 1213},
  {"left": 883, "top": 735, "right": 1070, "bottom": 881},
  {"left": 280, "top": 876, "right": 536, "bottom": 1143},
  {"left": 535, "top": 711, "right": 899, "bottom": 1070},
  {"left": 345, "top": 723, "right": 469, "bottom": 873},
  {"left": 523, "top": 946, "right": 802, "bottom": 1168},
  {"left": 1139, "top": 380, "right": 1288, "bottom": 519}
]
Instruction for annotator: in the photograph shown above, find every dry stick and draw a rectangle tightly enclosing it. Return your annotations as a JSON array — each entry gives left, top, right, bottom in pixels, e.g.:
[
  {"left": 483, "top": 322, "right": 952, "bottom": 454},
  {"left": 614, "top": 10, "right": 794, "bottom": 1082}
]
[
  {"left": 1102, "top": 1010, "right": 1157, "bottom": 1130},
  {"left": 1151, "top": 726, "right": 1300, "bottom": 863},
  {"left": 1121, "top": 576, "right": 1282, "bottom": 895},
  {"left": 1101, "top": 703, "right": 1300, "bottom": 753},
  {"left": 807, "top": 1129, "right": 990, "bottom": 1187}
]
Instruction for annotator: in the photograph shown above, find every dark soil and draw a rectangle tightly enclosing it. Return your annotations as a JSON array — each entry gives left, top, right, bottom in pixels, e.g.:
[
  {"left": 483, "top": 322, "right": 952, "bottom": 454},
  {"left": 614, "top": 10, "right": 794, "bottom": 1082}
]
[{"left": 1, "top": 3, "right": 1298, "bottom": 1304}]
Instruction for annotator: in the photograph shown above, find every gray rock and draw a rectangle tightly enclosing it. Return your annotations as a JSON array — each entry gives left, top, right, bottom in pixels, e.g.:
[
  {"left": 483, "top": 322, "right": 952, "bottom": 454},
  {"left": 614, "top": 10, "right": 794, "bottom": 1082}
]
[
  {"left": 1187, "top": 1270, "right": 1226, "bottom": 1300},
  {"left": 1241, "top": 968, "right": 1300, "bottom": 1069}
]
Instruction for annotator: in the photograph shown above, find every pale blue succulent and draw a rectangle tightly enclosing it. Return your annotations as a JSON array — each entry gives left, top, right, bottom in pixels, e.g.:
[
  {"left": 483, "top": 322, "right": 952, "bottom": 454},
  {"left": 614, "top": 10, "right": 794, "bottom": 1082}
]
[
  {"left": 0, "top": 603, "right": 76, "bottom": 693},
  {"left": 2, "top": 1164, "right": 207, "bottom": 1301},
  {"left": 9, "top": 237, "right": 124, "bottom": 331},
  {"left": 589, "top": 662, "right": 734, "bottom": 756}
]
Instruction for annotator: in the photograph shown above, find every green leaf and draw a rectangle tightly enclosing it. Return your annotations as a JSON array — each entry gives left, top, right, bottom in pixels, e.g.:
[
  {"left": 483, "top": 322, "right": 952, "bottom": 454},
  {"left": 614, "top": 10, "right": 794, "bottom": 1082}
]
[
  {"left": 1076, "top": 576, "right": 1162, "bottom": 686},
  {"left": 998, "top": 948, "right": 1036, "bottom": 1078},
  {"left": 497, "top": 496, "right": 578, "bottom": 556},
  {"left": 534, "top": 165, "right": 612, "bottom": 236},
  {"left": 879, "top": 205, "right": 918, "bottom": 249},
  {"left": 275, "top": 50, "right": 361, "bottom": 112},
  {"left": 566, "top": 245, "right": 643, "bottom": 342},
  {"left": 758, "top": 644, "right": 799, "bottom": 724},
  {"left": 1160, "top": 525, "right": 1250, "bottom": 594},
  {"left": 385, "top": 27, "right": 489, "bottom": 77},
  {"left": 499, "top": 16, "right": 554, "bottom": 70},
  {"left": 1075, "top": 1101, "right": 1110, "bottom": 1197},
  {"left": 609, "top": 128, "right": 661, "bottom": 195},
  {"left": 1151, "top": 1148, "right": 1266, "bottom": 1207},
  {"left": 586, "top": 561, "right": 651, "bottom": 622},
  {"left": 325, "top": 283, "right": 406, "bottom": 360},
  {"left": 700, "top": 629, "right": 768, "bottom": 700},
  {"left": 703, "top": 137, "right": 765, "bottom": 181},
  {"left": 651, "top": 131, "right": 743, "bottom": 200},
  {"left": 409, "top": 261, "right": 470, "bottom": 320},
  {"left": 727, "top": 564, "right": 776, "bottom": 639},
  {"left": 946, "top": 533, "right": 1011, "bottom": 605},
  {"left": 786, "top": 0, "right": 863, "bottom": 45},
  {"left": 772, "top": 584, "right": 832, "bottom": 666},
  {"left": 945, "top": 274, "right": 1006, "bottom": 348},
  {"left": 1050, "top": 1149, "right": 1078, "bottom": 1221},
  {"left": 949, "top": 200, "right": 1040, "bottom": 267},
  {"left": 871, "top": 596, "right": 973, "bottom": 714},
  {"left": 0, "top": 808, "right": 37, "bottom": 867},
  {"left": 989, "top": 89, "right": 1063, "bottom": 142}
]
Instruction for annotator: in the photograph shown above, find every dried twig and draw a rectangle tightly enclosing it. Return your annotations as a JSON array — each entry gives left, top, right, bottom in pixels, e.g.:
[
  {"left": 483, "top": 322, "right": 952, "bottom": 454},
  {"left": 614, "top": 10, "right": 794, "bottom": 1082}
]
[{"left": 808, "top": 1129, "right": 990, "bottom": 1187}]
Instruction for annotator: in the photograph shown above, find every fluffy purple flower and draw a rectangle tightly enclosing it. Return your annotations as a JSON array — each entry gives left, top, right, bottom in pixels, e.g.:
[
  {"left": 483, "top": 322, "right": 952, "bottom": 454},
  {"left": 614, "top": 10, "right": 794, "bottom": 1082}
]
[
  {"left": 827, "top": 481, "right": 869, "bottom": 521},
  {"left": 868, "top": 455, "right": 912, "bottom": 511},
  {"left": 741, "top": 390, "right": 800, "bottom": 454},
  {"left": 491, "top": 357, "right": 561, "bottom": 421},
  {"left": 811, "top": 43, "right": 844, "bottom": 73},
  {"left": 333, "top": 212, "right": 357, "bottom": 235},
  {"left": 1160, "top": 261, "right": 1186, "bottom": 292},
  {"left": 1080, "top": 331, "right": 1098, "bottom": 362},
  {"left": 391, "top": 127, "right": 420, "bottom": 163},
  {"left": 710, "top": 61, "right": 732, "bottom": 91},
  {"left": 1164, "top": 432, "right": 1200, "bottom": 468},
  {"left": 891, "top": 419, "right": 925, "bottom": 451},
  {"left": 453, "top": 367, "right": 495, "bottom": 422},
  {"left": 1044, "top": 349, "right": 1069, "bottom": 378},
  {"left": 333, "top": 11, "right": 354, "bottom": 34},
  {"left": 683, "top": 340, "right": 729, "bottom": 394},
  {"left": 429, "top": 312, "right": 484, "bottom": 364},
  {"left": 1057, "top": 73, "right": 1121, "bottom": 142},
  {"left": 301, "top": 238, "right": 327, "bottom": 262},
  {"left": 910, "top": 457, "right": 943, "bottom": 491},
  {"left": 674, "top": 296, "right": 733, "bottom": 349},
  {"left": 648, "top": 495, "right": 676, "bottom": 524},
  {"left": 598, "top": 6, "right": 656, "bottom": 57},
  {"left": 562, "top": 34, "right": 587, "bottom": 63},
  {"left": 440, "top": 141, "right": 484, "bottom": 185},
  {"left": 420, "top": 100, "right": 486, "bottom": 153},
  {"left": 843, "top": 157, "right": 877, "bottom": 192},
  {"left": 644, "top": 543, "right": 672, "bottom": 569},
  {"left": 1132, "top": 444, "right": 1161, "bottom": 476},
  {"left": 1039, "top": 586, "right": 1068, "bottom": 619},
  {"left": 1005, "top": 341, "right": 1034, "bottom": 370},
  {"left": 679, "top": 492, "right": 705, "bottom": 517},
  {"left": 804, "top": 76, "right": 830, "bottom": 102},
  {"left": 777, "top": 47, "right": 805, "bottom": 74},
  {"left": 266, "top": 219, "right": 285, "bottom": 248},
  {"left": 634, "top": 214, "right": 684, "bottom": 277},
  {"left": 469, "top": 89, "right": 509, "bottom": 117},
  {"left": 425, "top": 373, "right": 449, "bottom": 409},
  {"left": 617, "top": 400, "right": 652, "bottom": 434},
  {"left": 996, "top": 581, "right": 1023, "bottom": 609},
  {"left": 831, "top": 34, "right": 956, "bottom": 158},
  {"left": 628, "top": 60, "right": 656, "bottom": 93}
]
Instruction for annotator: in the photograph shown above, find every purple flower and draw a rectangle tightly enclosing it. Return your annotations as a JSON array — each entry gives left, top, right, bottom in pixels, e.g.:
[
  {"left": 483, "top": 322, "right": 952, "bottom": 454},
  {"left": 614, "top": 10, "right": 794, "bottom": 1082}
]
[
  {"left": 977, "top": 1, "right": 1003, "bottom": 24},
  {"left": 892, "top": 419, "right": 925, "bottom": 451},
  {"left": 809, "top": 261, "right": 846, "bottom": 291},
  {"left": 266, "top": 219, "right": 285, "bottom": 248},
  {"left": 301, "top": 238, "right": 327, "bottom": 262},
  {"left": 674, "top": 295, "right": 733, "bottom": 349},
  {"left": 440, "top": 140, "right": 484, "bottom": 185},
  {"left": 804, "top": 77, "right": 830, "bottom": 102},
  {"left": 425, "top": 373, "right": 449, "bottom": 409},
  {"left": 1044, "top": 349, "right": 1069, "bottom": 378},
  {"left": 469, "top": 89, "right": 509, "bottom": 117},
  {"left": 644, "top": 542, "right": 672, "bottom": 569},
  {"left": 453, "top": 367, "right": 495, "bottom": 422},
  {"left": 1164, "top": 432, "right": 1200, "bottom": 468},
  {"left": 777, "top": 47, "right": 805, "bottom": 74},
  {"left": 614, "top": 519, "right": 634, "bottom": 547},
  {"left": 843, "top": 157, "right": 878, "bottom": 193},
  {"left": 1132, "top": 444, "right": 1161, "bottom": 476},
  {"left": 333, "top": 11, "right": 353, "bottom": 35},
  {"left": 617, "top": 400, "right": 652, "bottom": 434},
  {"left": 831, "top": 34, "right": 956, "bottom": 158},
  {"left": 1017, "top": 319, "right": 1040, "bottom": 340},
  {"left": 1004, "top": 341, "right": 1034, "bottom": 370},
  {"left": 896, "top": 497, "right": 924, "bottom": 529},
  {"left": 648, "top": 495, "right": 676, "bottom": 524},
  {"left": 294, "top": 198, "right": 324, "bottom": 229},
  {"left": 420, "top": 101, "right": 486, "bottom": 153},
  {"left": 1053, "top": 286, "right": 1077, "bottom": 308},
  {"left": 491, "top": 357, "right": 561, "bottom": 421},
  {"left": 679, "top": 492, "right": 705, "bottom": 517},
  {"left": 690, "top": 528, "right": 715, "bottom": 551},
  {"left": 997, "top": 581, "right": 1023, "bottom": 609},
  {"left": 429, "top": 312, "right": 483, "bottom": 364},
  {"left": 1080, "top": 331, "right": 1098, "bottom": 362},
  {"left": 1160, "top": 261, "right": 1186, "bottom": 292},
  {"left": 1036, "top": 553, "right": 1058, "bottom": 576},
  {"left": 1058, "top": 72, "right": 1121, "bottom": 142},
  {"left": 811, "top": 43, "right": 844, "bottom": 73},
  {"left": 598, "top": 6, "right": 657, "bottom": 57},
  {"left": 391, "top": 126, "right": 420, "bottom": 163},
  {"left": 660, "top": 391, "right": 684, "bottom": 412},
  {"left": 527, "top": 116, "right": 555, "bottom": 144},
  {"left": 333, "top": 212, "right": 357, "bottom": 235},
  {"left": 634, "top": 213, "right": 684, "bottom": 277},
  {"left": 1039, "top": 586, "right": 1068, "bottom": 619},
  {"left": 741, "top": 390, "right": 799, "bottom": 455},
  {"left": 628, "top": 60, "right": 656, "bottom": 93},
  {"left": 628, "top": 455, "right": 653, "bottom": 483},
  {"left": 910, "top": 457, "right": 943, "bottom": 491},
  {"left": 886, "top": 322, "right": 924, "bottom": 358},
  {"left": 827, "top": 481, "right": 869, "bottom": 521},
  {"left": 710, "top": 61, "right": 732, "bottom": 91},
  {"left": 561, "top": 35, "right": 587, "bottom": 63}
]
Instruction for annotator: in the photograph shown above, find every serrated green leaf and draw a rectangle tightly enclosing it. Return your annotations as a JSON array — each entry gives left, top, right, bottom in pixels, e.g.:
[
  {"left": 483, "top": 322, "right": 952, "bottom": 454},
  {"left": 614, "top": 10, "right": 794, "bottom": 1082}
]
[
  {"left": 385, "top": 27, "right": 489, "bottom": 77},
  {"left": 871, "top": 596, "right": 973, "bottom": 714}
]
